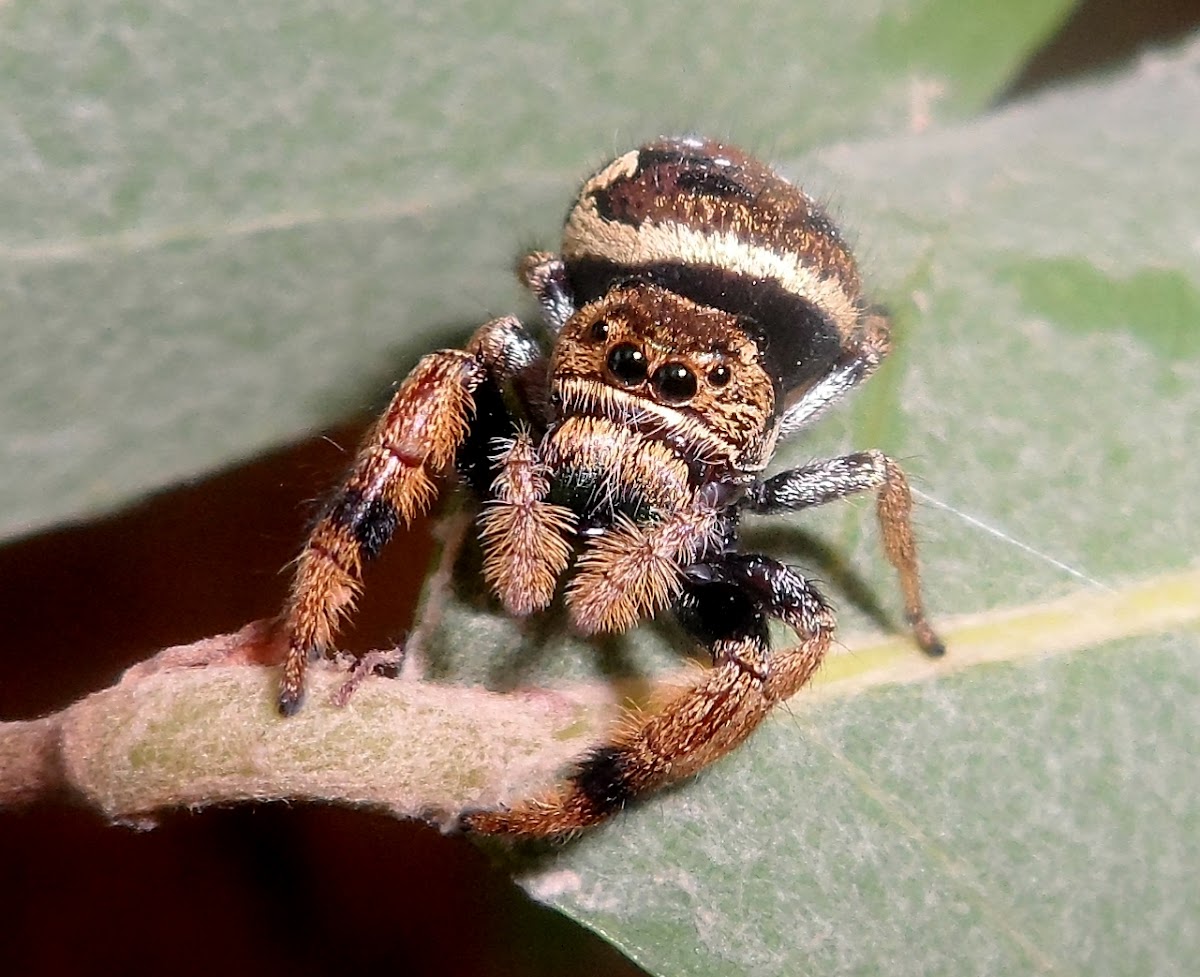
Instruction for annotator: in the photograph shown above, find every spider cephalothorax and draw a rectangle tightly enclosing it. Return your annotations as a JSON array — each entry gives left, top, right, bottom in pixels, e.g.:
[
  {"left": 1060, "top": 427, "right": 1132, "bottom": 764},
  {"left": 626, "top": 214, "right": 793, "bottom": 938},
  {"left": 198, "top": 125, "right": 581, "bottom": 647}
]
[
  {"left": 551, "top": 284, "right": 776, "bottom": 468},
  {"left": 277, "top": 137, "right": 944, "bottom": 839}
]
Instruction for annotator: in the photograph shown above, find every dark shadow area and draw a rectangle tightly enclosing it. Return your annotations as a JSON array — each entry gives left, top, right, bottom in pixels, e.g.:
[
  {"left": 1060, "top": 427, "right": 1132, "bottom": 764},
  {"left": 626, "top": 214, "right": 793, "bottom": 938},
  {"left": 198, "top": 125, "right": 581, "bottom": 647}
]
[
  {"left": 0, "top": 802, "right": 638, "bottom": 977},
  {"left": 1003, "top": 0, "right": 1200, "bottom": 100}
]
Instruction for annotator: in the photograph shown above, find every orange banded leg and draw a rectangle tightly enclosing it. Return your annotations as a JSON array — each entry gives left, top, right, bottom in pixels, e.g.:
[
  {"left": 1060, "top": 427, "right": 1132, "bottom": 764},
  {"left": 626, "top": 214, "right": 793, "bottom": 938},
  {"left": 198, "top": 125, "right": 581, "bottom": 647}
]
[
  {"left": 278, "top": 317, "right": 535, "bottom": 715},
  {"left": 463, "top": 558, "right": 835, "bottom": 839},
  {"left": 875, "top": 456, "right": 944, "bottom": 655}
]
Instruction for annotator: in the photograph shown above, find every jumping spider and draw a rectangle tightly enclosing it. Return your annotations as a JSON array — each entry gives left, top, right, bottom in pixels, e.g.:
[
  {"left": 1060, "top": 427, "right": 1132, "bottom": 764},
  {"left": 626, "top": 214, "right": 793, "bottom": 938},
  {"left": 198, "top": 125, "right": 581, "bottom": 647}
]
[{"left": 278, "top": 137, "right": 944, "bottom": 839}]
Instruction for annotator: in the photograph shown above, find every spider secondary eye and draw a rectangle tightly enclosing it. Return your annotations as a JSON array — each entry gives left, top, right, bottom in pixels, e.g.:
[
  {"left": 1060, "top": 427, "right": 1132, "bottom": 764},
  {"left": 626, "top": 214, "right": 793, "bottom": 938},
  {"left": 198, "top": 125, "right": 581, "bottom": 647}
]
[
  {"left": 590, "top": 318, "right": 611, "bottom": 342},
  {"left": 652, "top": 362, "right": 698, "bottom": 403},
  {"left": 607, "top": 343, "right": 648, "bottom": 385},
  {"left": 707, "top": 363, "right": 732, "bottom": 387}
]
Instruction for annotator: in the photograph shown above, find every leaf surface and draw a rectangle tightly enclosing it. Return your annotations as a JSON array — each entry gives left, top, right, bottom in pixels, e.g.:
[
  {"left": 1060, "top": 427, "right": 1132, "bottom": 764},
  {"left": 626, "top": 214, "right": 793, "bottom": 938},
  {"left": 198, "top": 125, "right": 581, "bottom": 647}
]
[{"left": 0, "top": 0, "right": 1074, "bottom": 539}]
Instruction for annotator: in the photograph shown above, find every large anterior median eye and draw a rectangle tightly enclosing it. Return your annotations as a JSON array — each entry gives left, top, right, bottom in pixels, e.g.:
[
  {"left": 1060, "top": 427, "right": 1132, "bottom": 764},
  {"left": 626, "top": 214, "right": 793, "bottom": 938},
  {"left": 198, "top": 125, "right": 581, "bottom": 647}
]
[
  {"left": 651, "top": 362, "right": 698, "bottom": 403},
  {"left": 606, "top": 343, "right": 648, "bottom": 385}
]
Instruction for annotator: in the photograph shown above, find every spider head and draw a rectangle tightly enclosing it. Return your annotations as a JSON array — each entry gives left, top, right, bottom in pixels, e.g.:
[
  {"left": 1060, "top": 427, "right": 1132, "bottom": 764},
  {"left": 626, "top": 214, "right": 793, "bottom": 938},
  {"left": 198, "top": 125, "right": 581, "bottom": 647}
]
[{"left": 550, "top": 284, "right": 776, "bottom": 469}]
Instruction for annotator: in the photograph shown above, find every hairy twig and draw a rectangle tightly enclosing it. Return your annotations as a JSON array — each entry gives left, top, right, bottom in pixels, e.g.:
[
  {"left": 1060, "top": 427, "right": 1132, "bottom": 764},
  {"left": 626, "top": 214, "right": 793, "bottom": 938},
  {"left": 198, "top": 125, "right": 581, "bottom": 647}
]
[
  {"left": 0, "top": 621, "right": 617, "bottom": 828},
  {"left": 3, "top": 568, "right": 1194, "bottom": 829}
]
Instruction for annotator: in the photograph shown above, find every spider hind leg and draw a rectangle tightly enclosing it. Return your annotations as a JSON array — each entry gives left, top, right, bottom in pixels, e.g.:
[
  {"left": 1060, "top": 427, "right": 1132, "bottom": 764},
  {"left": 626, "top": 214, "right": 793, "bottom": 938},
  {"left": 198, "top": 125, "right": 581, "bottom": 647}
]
[{"left": 461, "top": 556, "right": 835, "bottom": 839}]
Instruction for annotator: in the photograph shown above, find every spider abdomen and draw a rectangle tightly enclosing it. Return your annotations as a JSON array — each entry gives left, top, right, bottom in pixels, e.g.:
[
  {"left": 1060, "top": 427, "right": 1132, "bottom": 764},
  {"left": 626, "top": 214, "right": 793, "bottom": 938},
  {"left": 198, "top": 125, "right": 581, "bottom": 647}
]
[{"left": 560, "top": 137, "right": 864, "bottom": 407}]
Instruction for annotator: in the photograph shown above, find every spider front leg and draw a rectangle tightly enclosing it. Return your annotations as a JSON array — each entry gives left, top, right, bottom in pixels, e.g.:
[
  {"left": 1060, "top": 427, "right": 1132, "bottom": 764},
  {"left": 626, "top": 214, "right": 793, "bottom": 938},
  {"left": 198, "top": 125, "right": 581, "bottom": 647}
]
[
  {"left": 518, "top": 250, "right": 575, "bottom": 334},
  {"left": 462, "top": 555, "right": 835, "bottom": 839},
  {"left": 778, "top": 308, "right": 891, "bottom": 436},
  {"left": 278, "top": 316, "right": 539, "bottom": 715},
  {"left": 745, "top": 449, "right": 945, "bottom": 656}
]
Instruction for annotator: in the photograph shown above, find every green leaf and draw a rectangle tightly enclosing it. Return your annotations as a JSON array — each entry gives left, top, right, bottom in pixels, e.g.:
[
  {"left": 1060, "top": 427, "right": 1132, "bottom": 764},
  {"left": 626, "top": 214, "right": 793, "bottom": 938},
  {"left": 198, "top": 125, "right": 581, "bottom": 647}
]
[
  {"left": 0, "top": 0, "right": 1074, "bottom": 540},
  {"left": 477, "top": 38, "right": 1200, "bottom": 977}
]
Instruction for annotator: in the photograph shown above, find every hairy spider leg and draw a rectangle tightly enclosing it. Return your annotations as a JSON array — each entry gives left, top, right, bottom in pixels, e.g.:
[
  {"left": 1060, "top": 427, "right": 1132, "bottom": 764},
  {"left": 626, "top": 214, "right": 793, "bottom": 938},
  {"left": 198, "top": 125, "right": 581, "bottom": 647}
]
[
  {"left": 565, "top": 496, "right": 728, "bottom": 635},
  {"left": 518, "top": 251, "right": 575, "bottom": 334},
  {"left": 746, "top": 449, "right": 945, "bottom": 656},
  {"left": 460, "top": 555, "right": 834, "bottom": 838},
  {"left": 478, "top": 430, "right": 576, "bottom": 615},
  {"left": 277, "top": 316, "right": 541, "bottom": 714},
  {"left": 778, "top": 309, "right": 891, "bottom": 436}
]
